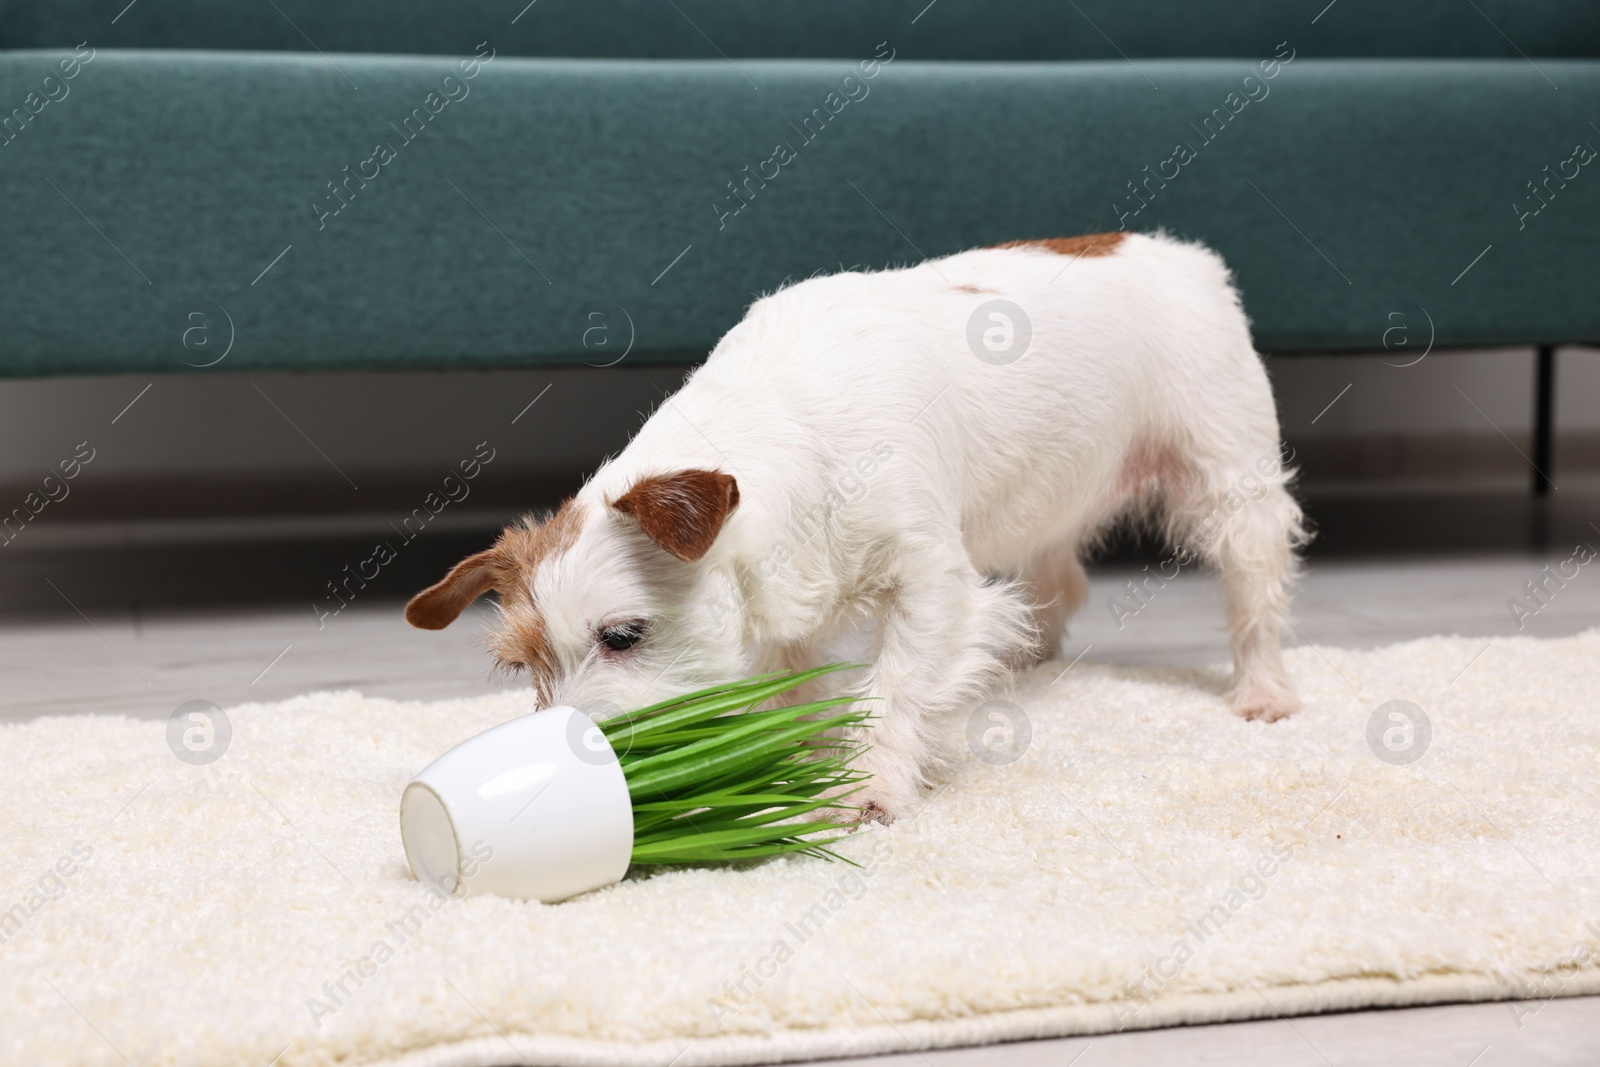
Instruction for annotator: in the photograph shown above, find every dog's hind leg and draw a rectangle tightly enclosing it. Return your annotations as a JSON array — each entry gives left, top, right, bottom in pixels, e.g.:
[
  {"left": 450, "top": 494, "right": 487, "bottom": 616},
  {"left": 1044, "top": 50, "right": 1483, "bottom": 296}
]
[
  {"left": 1163, "top": 450, "right": 1307, "bottom": 722},
  {"left": 1018, "top": 545, "right": 1089, "bottom": 667}
]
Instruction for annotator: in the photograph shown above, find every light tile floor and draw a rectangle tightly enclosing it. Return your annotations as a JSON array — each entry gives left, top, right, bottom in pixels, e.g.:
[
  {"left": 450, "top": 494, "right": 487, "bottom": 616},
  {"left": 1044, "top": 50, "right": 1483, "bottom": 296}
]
[{"left": 6, "top": 554, "right": 1593, "bottom": 725}]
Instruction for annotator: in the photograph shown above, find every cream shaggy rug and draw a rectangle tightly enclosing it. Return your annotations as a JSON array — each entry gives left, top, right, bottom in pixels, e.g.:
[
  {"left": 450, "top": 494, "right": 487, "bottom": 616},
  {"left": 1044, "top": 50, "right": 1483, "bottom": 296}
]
[{"left": 5, "top": 631, "right": 1600, "bottom": 1067}]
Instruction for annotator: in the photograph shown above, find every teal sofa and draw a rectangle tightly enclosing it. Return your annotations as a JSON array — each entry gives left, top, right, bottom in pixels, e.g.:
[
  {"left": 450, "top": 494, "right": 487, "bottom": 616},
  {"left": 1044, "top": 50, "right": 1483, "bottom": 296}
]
[{"left": 2, "top": 1, "right": 1596, "bottom": 483}]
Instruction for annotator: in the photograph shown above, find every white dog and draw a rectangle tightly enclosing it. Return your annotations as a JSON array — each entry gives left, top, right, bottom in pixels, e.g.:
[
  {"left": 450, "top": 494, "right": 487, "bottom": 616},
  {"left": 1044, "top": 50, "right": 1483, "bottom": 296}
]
[{"left": 408, "top": 232, "right": 1306, "bottom": 822}]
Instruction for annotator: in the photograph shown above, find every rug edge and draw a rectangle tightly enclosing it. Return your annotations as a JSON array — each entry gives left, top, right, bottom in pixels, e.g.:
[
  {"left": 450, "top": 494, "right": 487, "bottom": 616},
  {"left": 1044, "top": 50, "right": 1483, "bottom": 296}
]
[{"left": 355, "top": 970, "right": 1600, "bottom": 1067}]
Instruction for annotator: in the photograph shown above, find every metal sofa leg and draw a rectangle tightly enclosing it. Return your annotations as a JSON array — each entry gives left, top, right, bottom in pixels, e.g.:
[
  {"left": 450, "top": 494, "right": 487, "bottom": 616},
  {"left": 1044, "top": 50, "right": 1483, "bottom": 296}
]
[{"left": 1533, "top": 344, "right": 1556, "bottom": 497}]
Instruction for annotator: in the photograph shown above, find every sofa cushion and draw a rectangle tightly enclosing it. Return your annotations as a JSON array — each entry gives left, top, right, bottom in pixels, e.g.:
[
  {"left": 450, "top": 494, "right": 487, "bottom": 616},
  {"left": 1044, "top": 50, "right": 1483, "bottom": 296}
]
[
  {"left": 2, "top": 0, "right": 1596, "bottom": 59},
  {"left": 1, "top": 50, "right": 1596, "bottom": 376}
]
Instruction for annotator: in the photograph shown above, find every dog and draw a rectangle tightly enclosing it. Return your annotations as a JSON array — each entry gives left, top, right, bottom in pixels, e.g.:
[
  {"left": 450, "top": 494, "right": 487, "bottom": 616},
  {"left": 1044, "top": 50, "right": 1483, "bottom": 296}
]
[{"left": 407, "top": 231, "right": 1307, "bottom": 822}]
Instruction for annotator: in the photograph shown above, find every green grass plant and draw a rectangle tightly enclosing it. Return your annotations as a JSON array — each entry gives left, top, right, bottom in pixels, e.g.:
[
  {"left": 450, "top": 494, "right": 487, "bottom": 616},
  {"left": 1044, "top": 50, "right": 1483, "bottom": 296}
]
[{"left": 594, "top": 664, "right": 870, "bottom": 865}]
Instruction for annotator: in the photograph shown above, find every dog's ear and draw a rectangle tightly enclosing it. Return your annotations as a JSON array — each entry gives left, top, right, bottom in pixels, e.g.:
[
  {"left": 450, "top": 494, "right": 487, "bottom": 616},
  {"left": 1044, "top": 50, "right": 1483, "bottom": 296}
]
[
  {"left": 405, "top": 549, "right": 499, "bottom": 629},
  {"left": 611, "top": 469, "right": 740, "bottom": 562}
]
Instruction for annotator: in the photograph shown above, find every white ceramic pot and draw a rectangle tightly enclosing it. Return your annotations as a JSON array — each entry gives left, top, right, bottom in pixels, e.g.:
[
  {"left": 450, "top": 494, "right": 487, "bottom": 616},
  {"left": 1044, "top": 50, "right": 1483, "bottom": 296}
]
[{"left": 399, "top": 705, "right": 633, "bottom": 903}]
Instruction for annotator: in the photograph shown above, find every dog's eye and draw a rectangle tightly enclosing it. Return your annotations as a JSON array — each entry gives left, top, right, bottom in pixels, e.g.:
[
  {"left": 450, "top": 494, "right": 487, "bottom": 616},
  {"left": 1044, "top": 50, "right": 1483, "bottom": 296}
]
[{"left": 598, "top": 621, "right": 646, "bottom": 652}]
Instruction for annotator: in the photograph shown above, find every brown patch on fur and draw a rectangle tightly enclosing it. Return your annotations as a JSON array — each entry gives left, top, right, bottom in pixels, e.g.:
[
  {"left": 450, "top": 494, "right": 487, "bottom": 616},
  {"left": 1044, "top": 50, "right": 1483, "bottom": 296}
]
[
  {"left": 494, "top": 500, "right": 586, "bottom": 583},
  {"left": 483, "top": 501, "right": 586, "bottom": 679},
  {"left": 405, "top": 499, "right": 585, "bottom": 644},
  {"left": 953, "top": 284, "right": 996, "bottom": 294},
  {"left": 493, "top": 609, "right": 556, "bottom": 686},
  {"left": 611, "top": 469, "right": 739, "bottom": 562},
  {"left": 990, "top": 232, "right": 1126, "bottom": 259}
]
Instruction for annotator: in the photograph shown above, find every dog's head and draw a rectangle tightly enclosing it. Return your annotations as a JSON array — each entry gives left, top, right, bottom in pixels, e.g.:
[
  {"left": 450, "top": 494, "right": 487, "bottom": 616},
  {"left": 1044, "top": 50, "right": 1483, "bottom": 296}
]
[{"left": 405, "top": 468, "right": 744, "bottom": 712}]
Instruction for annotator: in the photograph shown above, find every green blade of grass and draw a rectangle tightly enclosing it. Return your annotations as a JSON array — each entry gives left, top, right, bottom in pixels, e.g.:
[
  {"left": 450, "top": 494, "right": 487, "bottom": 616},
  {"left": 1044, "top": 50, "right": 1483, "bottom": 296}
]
[
  {"left": 600, "top": 664, "right": 848, "bottom": 732},
  {"left": 632, "top": 791, "right": 853, "bottom": 812},
  {"left": 618, "top": 698, "right": 859, "bottom": 774},
  {"left": 600, "top": 670, "right": 791, "bottom": 725},
  {"left": 655, "top": 763, "right": 871, "bottom": 805},
  {"left": 617, "top": 703, "right": 859, "bottom": 749},
  {"left": 628, "top": 766, "right": 869, "bottom": 834},
  {"left": 632, "top": 832, "right": 863, "bottom": 864},
  {"left": 624, "top": 713, "right": 867, "bottom": 799},
  {"left": 631, "top": 819, "right": 859, "bottom": 861},
  {"left": 604, "top": 665, "right": 859, "bottom": 743},
  {"left": 633, "top": 786, "right": 866, "bottom": 833},
  {"left": 620, "top": 712, "right": 866, "bottom": 792},
  {"left": 650, "top": 744, "right": 869, "bottom": 805}
]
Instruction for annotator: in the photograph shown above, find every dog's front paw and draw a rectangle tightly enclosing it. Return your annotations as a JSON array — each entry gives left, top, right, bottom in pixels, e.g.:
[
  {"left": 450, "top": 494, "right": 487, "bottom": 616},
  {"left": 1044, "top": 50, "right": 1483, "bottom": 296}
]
[
  {"left": 850, "top": 798, "right": 895, "bottom": 828},
  {"left": 1229, "top": 680, "right": 1299, "bottom": 723},
  {"left": 840, "top": 751, "right": 928, "bottom": 827}
]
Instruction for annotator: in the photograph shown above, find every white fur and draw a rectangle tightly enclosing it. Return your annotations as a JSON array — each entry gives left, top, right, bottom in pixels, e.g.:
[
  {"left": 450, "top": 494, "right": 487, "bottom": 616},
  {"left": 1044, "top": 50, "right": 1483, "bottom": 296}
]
[{"left": 523, "top": 233, "right": 1305, "bottom": 820}]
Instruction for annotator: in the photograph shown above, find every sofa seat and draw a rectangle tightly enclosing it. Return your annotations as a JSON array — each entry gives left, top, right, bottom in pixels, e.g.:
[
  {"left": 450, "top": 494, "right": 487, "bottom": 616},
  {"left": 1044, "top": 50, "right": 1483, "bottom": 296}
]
[{"left": 2, "top": 49, "right": 1597, "bottom": 375}]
